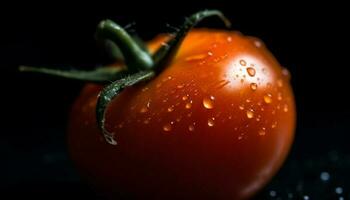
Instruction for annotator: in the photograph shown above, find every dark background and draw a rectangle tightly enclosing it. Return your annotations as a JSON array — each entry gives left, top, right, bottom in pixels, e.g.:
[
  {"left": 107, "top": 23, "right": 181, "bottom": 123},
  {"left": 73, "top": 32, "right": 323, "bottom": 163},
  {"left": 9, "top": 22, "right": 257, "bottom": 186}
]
[{"left": 1, "top": 1, "right": 349, "bottom": 199}]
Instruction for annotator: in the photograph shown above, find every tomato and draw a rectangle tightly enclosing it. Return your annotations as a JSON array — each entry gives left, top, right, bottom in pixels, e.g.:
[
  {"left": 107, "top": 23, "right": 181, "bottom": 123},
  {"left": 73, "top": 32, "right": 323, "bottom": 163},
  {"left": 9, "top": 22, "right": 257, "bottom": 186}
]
[{"left": 68, "top": 28, "right": 295, "bottom": 199}]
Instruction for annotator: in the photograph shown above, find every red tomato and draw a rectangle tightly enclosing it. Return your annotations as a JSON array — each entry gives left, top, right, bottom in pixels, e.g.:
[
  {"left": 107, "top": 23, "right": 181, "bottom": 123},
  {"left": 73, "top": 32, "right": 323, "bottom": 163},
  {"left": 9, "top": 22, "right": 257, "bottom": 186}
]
[{"left": 68, "top": 29, "right": 295, "bottom": 199}]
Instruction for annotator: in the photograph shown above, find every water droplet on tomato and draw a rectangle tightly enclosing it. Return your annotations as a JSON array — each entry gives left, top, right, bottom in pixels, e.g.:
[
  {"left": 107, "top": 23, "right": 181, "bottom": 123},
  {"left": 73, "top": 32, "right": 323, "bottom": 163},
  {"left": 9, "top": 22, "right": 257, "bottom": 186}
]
[
  {"left": 283, "top": 104, "right": 289, "bottom": 112},
  {"left": 258, "top": 129, "right": 266, "bottom": 136},
  {"left": 182, "top": 95, "right": 188, "bottom": 101},
  {"left": 177, "top": 84, "right": 184, "bottom": 89},
  {"left": 207, "top": 51, "right": 213, "bottom": 56},
  {"left": 256, "top": 115, "right": 261, "bottom": 122},
  {"left": 140, "top": 107, "right": 148, "bottom": 113},
  {"left": 227, "top": 36, "right": 233, "bottom": 42},
  {"left": 203, "top": 96, "right": 215, "bottom": 109},
  {"left": 207, "top": 118, "right": 215, "bottom": 127},
  {"left": 185, "top": 53, "right": 207, "bottom": 61},
  {"left": 246, "top": 109, "right": 254, "bottom": 119},
  {"left": 163, "top": 123, "right": 172, "bottom": 132},
  {"left": 143, "top": 118, "right": 150, "bottom": 124},
  {"left": 239, "top": 105, "right": 245, "bottom": 110},
  {"left": 185, "top": 101, "right": 192, "bottom": 109},
  {"left": 277, "top": 79, "right": 283, "bottom": 87},
  {"left": 250, "top": 83, "right": 258, "bottom": 91},
  {"left": 167, "top": 106, "right": 174, "bottom": 112},
  {"left": 264, "top": 93, "right": 273, "bottom": 104},
  {"left": 277, "top": 92, "right": 283, "bottom": 101},
  {"left": 271, "top": 121, "right": 277, "bottom": 128},
  {"left": 247, "top": 67, "right": 256, "bottom": 76},
  {"left": 188, "top": 124, "right": 195, "bottom": 132},
  {"left": 239, "top": 59, "right": 247, "bottom": 66},
  {"left": 253, "top": 39, "right": 262, "bottom": 48}
]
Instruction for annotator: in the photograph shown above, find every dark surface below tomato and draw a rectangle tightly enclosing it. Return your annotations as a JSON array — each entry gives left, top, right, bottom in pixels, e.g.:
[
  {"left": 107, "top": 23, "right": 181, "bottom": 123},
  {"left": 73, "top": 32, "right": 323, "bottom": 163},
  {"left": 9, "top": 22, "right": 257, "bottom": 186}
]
[{"left": 1, "top": 2, "right": 349, "bottom": 200}]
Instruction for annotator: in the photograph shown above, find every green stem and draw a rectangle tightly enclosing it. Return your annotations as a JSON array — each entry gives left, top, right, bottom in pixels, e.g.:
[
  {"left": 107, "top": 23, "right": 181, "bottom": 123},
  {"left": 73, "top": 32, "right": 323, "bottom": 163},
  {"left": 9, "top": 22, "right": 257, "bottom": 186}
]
[
  {"left": 152, "top": 9, "right": 231, "bottom": 73},
  {"left": 96, "top": 70, "right": 155, "bottom": 145},
  {"left": 96, "top": 20, "right": 154, "bottom": 72}
]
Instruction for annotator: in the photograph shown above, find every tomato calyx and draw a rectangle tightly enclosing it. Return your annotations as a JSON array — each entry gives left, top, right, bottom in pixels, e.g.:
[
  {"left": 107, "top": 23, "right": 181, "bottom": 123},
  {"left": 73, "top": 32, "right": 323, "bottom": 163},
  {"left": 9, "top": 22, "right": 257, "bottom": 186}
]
[{"left": 19, "top": 10, "right": 231, "bottom": 145}]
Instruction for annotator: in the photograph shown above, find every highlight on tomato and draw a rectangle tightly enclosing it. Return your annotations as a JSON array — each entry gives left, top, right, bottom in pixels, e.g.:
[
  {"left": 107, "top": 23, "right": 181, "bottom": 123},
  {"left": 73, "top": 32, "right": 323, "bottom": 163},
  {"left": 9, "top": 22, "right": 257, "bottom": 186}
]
[{"left": 20, "top": 10, "right": 296, "bottom": 199}]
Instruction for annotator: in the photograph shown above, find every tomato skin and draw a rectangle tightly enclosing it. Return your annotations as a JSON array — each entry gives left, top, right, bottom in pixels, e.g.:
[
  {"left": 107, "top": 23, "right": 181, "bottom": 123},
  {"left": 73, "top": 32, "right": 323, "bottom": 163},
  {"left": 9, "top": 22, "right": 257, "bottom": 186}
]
[{"left": 68, "top": 29, "right": 295, "bottom": 199}]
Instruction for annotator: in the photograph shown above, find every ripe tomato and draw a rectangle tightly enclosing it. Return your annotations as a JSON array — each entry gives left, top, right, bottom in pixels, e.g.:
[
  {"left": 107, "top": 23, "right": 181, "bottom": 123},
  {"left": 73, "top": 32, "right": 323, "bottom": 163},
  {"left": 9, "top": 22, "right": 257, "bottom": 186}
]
[{"left": 68, "top": 29, "right": 295, "bottom": 199}]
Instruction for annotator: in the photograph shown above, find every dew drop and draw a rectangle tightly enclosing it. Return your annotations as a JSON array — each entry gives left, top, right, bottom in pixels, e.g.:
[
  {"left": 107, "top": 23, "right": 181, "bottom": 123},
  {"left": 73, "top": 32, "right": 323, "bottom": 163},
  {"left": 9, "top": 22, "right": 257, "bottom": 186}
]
[
  {"left": 185, "top": 53, "right": 207, "bottom": 61},
  {"left": 283, "top": 104, "right": 289, "bottom": 112},
  {"left": 188, "top": 124, "right": 195, "bottom": 131},
  {"left": 185, "top": 102, "right": 192, "bottom": 109},
  {"left": 277, "top": 79, "right": 283, "bottom": 87},
  {"left": 259, "top": 128, "right": 266, "bottom": 136},
  {"left": 250, "top": 83, "right": 258, "bottom": 91},
  {"left": 239, "top": 59, "right": 247, "bottom": 66},
  {"left": 253, "top": 39, "right": 262, "bottom": 48},
  {"left": 277, "top": 92, "right": 283, "bottom": 101},
  {"left": 182, "top": 95, "right": 189, "bottom": 101},
  {"left": 140, "top": 106, "right": 148, "bottom": 113},
  {"left": 320, "top": 171, "right": 330, "bottom": 181},
  {"left": 203, "top": 96, "right": 215, "bottom": 109},
  {"left": 239, "top": 105, "right": 245, "bottom": 110},
  {"left": 177, "top": 84, "right": 184, "bottom": 89},
  {"left": 227, "top": 36, "right": 233, "bottom": 42},
  {"left": 269, "top": 190, "right": 276, "bottom": 197},
  {"left": 335, "top": 187, "right": 343, "bottom": 194},
  {"left": 264, "top": 93, "right": 273, "bottom": 104},
  {"left": 167, "top": 106, "right": 174, "bottom": 112},
  {"left": 272, "top": 121, "right": 277, "bottom": 128},
  {"left": 163, "top": 123, "right": 172, "bottom": 132},
  {"left": 207, "top": 51, "right": 213, "bottom": 56},
  {"left": 246, "top": 109, "right": 254, "bottom": 119},
  {"left": 246, "top": 67, "right": 256, "bottom": 77},
  {"left": 256, "top": 117, "right": 261, "bottom": 122},
  {"left": 207, "top": 118, "right": 215, "bottom": 127}
]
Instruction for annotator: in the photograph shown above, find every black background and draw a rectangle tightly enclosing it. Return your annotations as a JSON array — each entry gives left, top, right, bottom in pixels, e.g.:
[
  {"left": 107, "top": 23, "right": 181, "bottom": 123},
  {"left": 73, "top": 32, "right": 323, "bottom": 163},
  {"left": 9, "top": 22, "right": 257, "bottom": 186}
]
[{"left": 1, "top": 1, "right": 349, "bottom": 199}]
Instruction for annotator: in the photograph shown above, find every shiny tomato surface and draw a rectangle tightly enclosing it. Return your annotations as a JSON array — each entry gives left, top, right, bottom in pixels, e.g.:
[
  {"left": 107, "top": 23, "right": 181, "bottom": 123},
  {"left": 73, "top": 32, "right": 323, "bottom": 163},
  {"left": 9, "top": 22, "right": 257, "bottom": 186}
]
[{"left": 68, "top": 29, "right": 296, "bottom": 199}]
